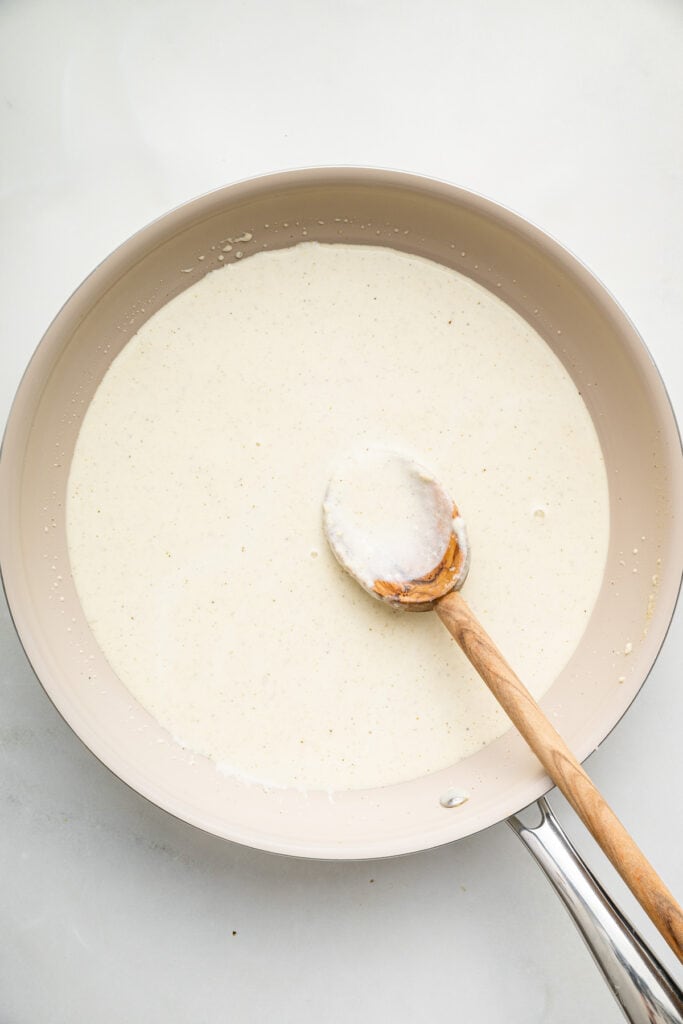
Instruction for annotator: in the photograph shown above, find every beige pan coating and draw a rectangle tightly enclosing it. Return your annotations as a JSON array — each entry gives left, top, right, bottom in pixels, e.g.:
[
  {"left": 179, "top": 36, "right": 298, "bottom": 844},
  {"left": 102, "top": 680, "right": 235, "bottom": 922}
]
[{"left": 1, "top": 169, "right": 681, "bottom": 859}]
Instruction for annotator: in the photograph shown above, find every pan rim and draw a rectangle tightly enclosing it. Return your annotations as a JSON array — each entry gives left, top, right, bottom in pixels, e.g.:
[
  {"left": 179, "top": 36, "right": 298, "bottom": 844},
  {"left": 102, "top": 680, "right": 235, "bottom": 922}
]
[{"left": 1, "top": 165, "right": 681, "bottom": 860}]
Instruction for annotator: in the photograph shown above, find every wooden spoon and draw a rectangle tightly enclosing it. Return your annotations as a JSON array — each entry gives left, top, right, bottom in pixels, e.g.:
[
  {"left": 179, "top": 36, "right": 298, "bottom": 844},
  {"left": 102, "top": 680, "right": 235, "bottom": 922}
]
[{"left": 323, "top": 450, "right": 683, "bottom": 962}]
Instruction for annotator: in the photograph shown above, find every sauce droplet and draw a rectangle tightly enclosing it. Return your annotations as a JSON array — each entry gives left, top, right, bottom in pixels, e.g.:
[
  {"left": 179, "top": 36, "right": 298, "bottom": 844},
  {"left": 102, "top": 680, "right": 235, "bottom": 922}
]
[{"left": 440, "top": 789, "right": 469, "bottom": 809}]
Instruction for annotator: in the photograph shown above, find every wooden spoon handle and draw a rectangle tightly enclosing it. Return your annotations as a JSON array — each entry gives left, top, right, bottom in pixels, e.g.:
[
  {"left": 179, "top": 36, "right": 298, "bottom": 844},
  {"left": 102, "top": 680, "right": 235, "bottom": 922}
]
[{"left": 436, "top": 588, "right": 683, "bottom": 962}]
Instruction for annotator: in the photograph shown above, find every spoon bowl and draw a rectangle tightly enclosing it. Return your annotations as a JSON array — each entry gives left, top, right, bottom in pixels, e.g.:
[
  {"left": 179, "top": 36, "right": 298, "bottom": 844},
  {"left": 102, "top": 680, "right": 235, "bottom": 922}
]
[{"left": 323, "top": 449, "right": 470, "bottom": 610}]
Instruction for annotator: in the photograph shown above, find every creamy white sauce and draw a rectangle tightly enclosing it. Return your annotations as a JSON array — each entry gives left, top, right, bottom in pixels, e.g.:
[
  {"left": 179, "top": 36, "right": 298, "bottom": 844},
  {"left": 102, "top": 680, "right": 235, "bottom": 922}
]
[
  {"left": 323, "top": 450, "right": 466, "bottom": 596},
  {"left": 67, "top": 243, "right": 610, "bottom": 791}
]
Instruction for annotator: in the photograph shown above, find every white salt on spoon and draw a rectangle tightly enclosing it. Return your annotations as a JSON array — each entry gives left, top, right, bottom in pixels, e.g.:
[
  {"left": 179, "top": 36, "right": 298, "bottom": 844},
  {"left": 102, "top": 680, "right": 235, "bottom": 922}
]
[{"left": 323, "top": 449, "right": 469, "bottom": 610}]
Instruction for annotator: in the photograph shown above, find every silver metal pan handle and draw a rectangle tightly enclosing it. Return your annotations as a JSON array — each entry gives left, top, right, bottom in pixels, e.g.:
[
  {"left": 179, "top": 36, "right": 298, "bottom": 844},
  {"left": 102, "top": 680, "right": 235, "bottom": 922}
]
[{"left": 508, "top": 798, "right": 683, "bottom": 1024}]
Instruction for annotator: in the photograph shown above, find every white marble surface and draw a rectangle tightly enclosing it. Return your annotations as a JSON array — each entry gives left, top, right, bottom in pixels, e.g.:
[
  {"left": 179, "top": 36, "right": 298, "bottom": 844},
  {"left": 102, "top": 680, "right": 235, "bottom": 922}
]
[{"left": 1, "top": 1, "right": 682, "bottom": 1021}]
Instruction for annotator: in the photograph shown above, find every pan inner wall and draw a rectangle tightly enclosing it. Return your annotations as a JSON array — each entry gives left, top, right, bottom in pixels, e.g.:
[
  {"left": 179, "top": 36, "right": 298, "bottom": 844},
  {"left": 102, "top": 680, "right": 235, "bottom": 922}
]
[{"left": 6, "top": 173, "right": 679, "bottom": 855}]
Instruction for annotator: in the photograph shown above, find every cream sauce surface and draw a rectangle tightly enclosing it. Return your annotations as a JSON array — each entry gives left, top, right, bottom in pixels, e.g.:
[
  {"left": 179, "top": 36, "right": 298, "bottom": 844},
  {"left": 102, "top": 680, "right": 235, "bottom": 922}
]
[{"left": 67, "top": 243, "right": 609, "bottom": 790}]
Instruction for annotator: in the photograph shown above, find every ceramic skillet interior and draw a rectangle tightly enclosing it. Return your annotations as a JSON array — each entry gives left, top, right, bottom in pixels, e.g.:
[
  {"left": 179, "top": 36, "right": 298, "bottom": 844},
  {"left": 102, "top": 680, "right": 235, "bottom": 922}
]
[{"left": 1, "top": 168, "right": 681, "bottom": 858}]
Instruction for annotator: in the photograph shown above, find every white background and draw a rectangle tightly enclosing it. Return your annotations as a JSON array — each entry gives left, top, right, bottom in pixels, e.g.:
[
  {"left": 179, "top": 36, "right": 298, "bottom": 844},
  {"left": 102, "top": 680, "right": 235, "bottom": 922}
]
[{"left": 1, "top": 1, "right": 682, "bottom": 1021}]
